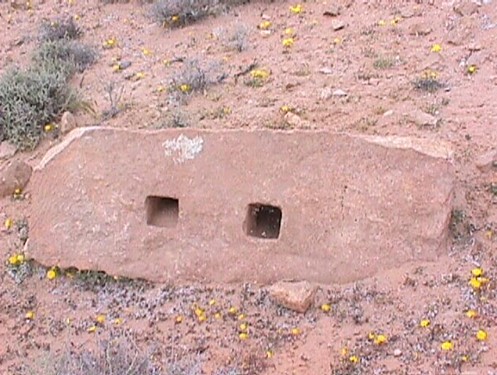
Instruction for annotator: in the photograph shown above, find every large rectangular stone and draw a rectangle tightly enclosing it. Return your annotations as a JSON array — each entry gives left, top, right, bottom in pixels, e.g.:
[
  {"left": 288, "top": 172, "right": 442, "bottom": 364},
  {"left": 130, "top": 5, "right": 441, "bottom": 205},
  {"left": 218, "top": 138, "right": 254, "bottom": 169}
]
[{"left": 27, "top": 128, "right": 454, "bottom": 284}]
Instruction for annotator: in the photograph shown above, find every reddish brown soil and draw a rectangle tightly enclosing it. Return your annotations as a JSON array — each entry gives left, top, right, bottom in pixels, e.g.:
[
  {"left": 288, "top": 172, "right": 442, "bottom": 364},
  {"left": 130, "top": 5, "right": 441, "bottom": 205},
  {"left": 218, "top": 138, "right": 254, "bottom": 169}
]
[{"left": 1, "top": 0, "right": 497, "bottom": 374}]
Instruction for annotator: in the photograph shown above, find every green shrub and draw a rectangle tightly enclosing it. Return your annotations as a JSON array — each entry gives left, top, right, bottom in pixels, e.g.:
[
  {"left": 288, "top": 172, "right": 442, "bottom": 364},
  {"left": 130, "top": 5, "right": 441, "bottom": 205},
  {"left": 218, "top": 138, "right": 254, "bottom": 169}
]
[
  {"left": 34, "top": 40, "right": 98, "bottom": 73},
  {"left": 0, "top": 38, "right": 97, "bottom": 149},
  {"left": 150, "top": 0, "right": 250, "bottom": 28},
  {"left": 0, "top": 65, "right": 79, "bottom": 149},
  {"left": 39, "top": 17, "right": 82, "bottom": 42}
]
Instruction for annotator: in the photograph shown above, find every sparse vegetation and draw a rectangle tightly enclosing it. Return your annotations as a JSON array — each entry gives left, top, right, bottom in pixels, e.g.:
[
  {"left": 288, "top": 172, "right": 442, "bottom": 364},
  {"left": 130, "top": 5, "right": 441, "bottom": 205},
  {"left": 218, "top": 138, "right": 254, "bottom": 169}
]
[
  {"left": 413, "top": 73, "right": 444, "bottom": 93},
  {"left": 0, "top": 18, "right": 97, "bottom": 149},
  {"left": 225, "top": 23, "right": 250, "bottom": 52},
  {"left": 39, "top": 17, "right": 82, "bottom": 42},
  {"left": 171, "top": 58, "right": 226, "bottom": 100},
  {"left": 102, "top": 81, "right": 126, "bottom": 119},
  {"left": 373, "top": 55, "right": 396, "bottom": 70},
  {"left": 151, "top": 0, "right": 219, "bottom": 28},
  {"left": 0, "top": 64, "right": 79, "bottom": 149},
  {"left": 22, "top": 331, "right": 161, "bottom": 375},
  {"left": 150, "top": 0, "right": 250, "bottom": 28}
]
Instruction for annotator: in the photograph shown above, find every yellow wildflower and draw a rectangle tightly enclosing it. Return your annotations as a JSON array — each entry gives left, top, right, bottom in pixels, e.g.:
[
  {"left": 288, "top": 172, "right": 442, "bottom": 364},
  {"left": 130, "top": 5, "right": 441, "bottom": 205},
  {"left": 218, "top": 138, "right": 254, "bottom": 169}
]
[
  {"left": 266, "top": 350, "right": 274, "bottom": 358},
  {"left": 258, "top": 21, "right": 272, "bottom": 30},
  {"left": 469, "top": 277, "right": 482, "bottom": 290},
  {"left": 114, "top": 318, "right": 124, "bottom": 325},
  {"left": 171, "top": 15, "right": 180, "bottom": 23},
  {"left": 465, "top": 309, "right": 478, "bottom": 319},
  {"left": 431, "top": 44, "right": 442, "bottom": 53},
  {"left": 4, "top": 218, "right": 13, "bottom": 229},
  {"left": 8, "top": 254, "right": 24, "bottom": 266},
  {"left": 476, "top": 329, "right": 488, "bottom": 341},
  {"left": 141, "top": 48, "right": 153, "bottom": 57},
  {"left": 96, "top": 314, "right": 105, "bottom": 324},
  {"left": 238, "top": 313, "right": 246, "bottom": 320},
  {"left": 25, "top": 311, "right": 35, "bottom": 320},
  {"left": 239, "top": 332, "right": 249, "bottom": 340},
  {"left": 214, "top": 312, "right": 222, "bottom": 320},
  {"left": 472, "top": 268, "right": 484, "bottom": 277},
  {"left": 374, "top": 334, "right": 388, "bottom": 345},
  {"left": 289, "top": 4, "right": 303, "bottom": 14},
  {"left": 441, "top": 341, "right": 454, "bottom": 351},
  {"left": 291, "top": 327, "right": 301, "bottom": 336},
  {"left": 282, "top": 38, "right": 294, "bottom": 48},
  {"left": 340, "top": 347, "right": 349, "bottom": 356},
  {"left": 420, "top": 319, "right": 431, "bottom": 328},
  {"left": 8, "top": 255, "right": 19, "bottom": 266},
  {"left": 467, "top": 65, "right": 477, "bottom": 74},
  {"left": 321, "top": 303, "right": 332, "bottom": 313},
  {"left": 175, "top": 315, "right": 183, "bottom": 324},
  {"left": 228, "top": 306, "right": 238, "bottom": 315},
  {"left": 378, "top": 20, "right": 386, "bottom": 26},
  {"left": 102, "top": 37, "right": 117, "bottom": 49},
  {"left": 44, "top": 123, "right": 55, "bottom": 132},
  {"left": 46, "top": 268, "right": 57, "bottom": 280},
  {"left": 87, "top": 325, "right": 97, "bottom": 333},
  {"left": 13, "top": 188, "right": 22, "bottom": 198},
  {"left": 135, "top": 72, "right": 145, "bottom": 80},
  {"left": 250, "top": 69, "right": 270, "bottom": 80},
  {"left": 349, "top": 355, "right": 359, "bottom": 363},
  {"left": 208, "top": 299, "right": 217, "bottom": 306},
  {"left": 239, "top": 322, "right": 248, "bottom": 332},
  {"left": 179, "top": 84, "right": 192, "bottom": 93}
]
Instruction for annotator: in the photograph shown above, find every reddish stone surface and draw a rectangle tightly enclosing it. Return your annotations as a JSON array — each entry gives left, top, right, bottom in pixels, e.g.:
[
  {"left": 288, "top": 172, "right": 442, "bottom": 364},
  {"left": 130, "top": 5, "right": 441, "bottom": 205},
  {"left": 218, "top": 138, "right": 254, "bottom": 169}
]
[{"left": 27, "top": 127, "right": 455, "bottom": 285}]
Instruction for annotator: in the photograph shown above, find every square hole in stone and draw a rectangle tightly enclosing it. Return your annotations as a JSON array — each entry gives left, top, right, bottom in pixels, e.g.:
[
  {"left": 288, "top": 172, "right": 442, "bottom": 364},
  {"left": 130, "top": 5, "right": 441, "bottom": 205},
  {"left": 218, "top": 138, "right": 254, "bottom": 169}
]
[
  {"left": 244, "top": 203, "right": 282, "bottom": 239},
  {"left": 145, "top": 196, "right": 179, "bottom": 227}
]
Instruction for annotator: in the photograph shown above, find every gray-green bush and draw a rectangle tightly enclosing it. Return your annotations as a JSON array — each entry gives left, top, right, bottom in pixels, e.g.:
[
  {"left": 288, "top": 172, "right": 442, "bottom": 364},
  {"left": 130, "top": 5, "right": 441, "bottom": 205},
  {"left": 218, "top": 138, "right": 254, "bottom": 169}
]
[{"left": 0, "top": 22, "right": 97, "bottom": 149}]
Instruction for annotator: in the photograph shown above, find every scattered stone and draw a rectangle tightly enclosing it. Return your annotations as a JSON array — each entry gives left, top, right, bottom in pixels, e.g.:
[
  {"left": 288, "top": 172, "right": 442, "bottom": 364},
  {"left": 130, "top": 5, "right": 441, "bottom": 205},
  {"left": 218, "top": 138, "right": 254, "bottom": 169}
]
[
  {"left": 331, "top": 20, "right": 346, "bottom": 31},
  {"left": 319, "top": 67, "right": 333, "bottom": 75},
  {"left": 320, "top": 87, "right": 333, "bottom": 100},
  {"left": 333, "top": 89, "right": 348, "bottom": 97},
  {"left": 320, "top": 88, "right": 347, "bottom": 100},
  {"left": 0, "top": 160, "right": 32, "bottom": 198},
  {"left": 268, "top": 280, "right": 317, "bottom": 313},
  {"left": 475, "top": 149, "right": 497, "bottom": 172},
  {"left": 118, "top": 61, "right": 132, "bottom": 70},
  {"left": 284, "top": 112, "right": 309, "bottom": 128},
  {"left": 323, "top": 5, "right": 341, "bottom": 17},
  {"left": 393, "top": 349, "right": 403, "bottom": 357},
  {"left": 408, "top": 22, "right": 433, "bottom": 36},
  {"left": 0, "top": 142, "right": 17, "bottom": 160},
  {"left": 453, "top": 1, "right": 479, "bottom": 16},
  {"left": 60, "top": 111, "right": 77, "bottom": 134},
  {"left": 383, "top": 110, "right": 394, "bottom": 117},
  {"left": 407, "top": 109, "right": 439, "bottom": 128}
]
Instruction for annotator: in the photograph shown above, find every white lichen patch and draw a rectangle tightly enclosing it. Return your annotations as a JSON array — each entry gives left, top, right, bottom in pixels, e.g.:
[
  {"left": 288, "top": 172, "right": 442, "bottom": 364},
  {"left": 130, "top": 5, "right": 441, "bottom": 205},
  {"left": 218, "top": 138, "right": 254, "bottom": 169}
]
[{"left": 163, "top": 134, "right": 204, "bottom": 164}]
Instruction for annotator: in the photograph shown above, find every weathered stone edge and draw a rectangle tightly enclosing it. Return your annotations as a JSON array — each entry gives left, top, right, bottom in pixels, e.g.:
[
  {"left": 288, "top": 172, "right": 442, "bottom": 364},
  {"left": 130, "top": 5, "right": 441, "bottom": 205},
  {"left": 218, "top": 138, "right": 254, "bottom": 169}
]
[{"left": 35, "top": 127, "right": 454, "bottom": 171}]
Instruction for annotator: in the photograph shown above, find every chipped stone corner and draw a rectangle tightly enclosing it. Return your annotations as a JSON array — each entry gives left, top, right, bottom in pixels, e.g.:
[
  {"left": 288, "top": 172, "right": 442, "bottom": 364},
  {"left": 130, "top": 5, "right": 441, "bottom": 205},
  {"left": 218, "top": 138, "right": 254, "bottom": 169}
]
[
  {"left": 163, "top": 134, "right": 204, "bottom": 164},
  {"left": 35, "top": 126, "right": 100, "bottom": 171}
]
